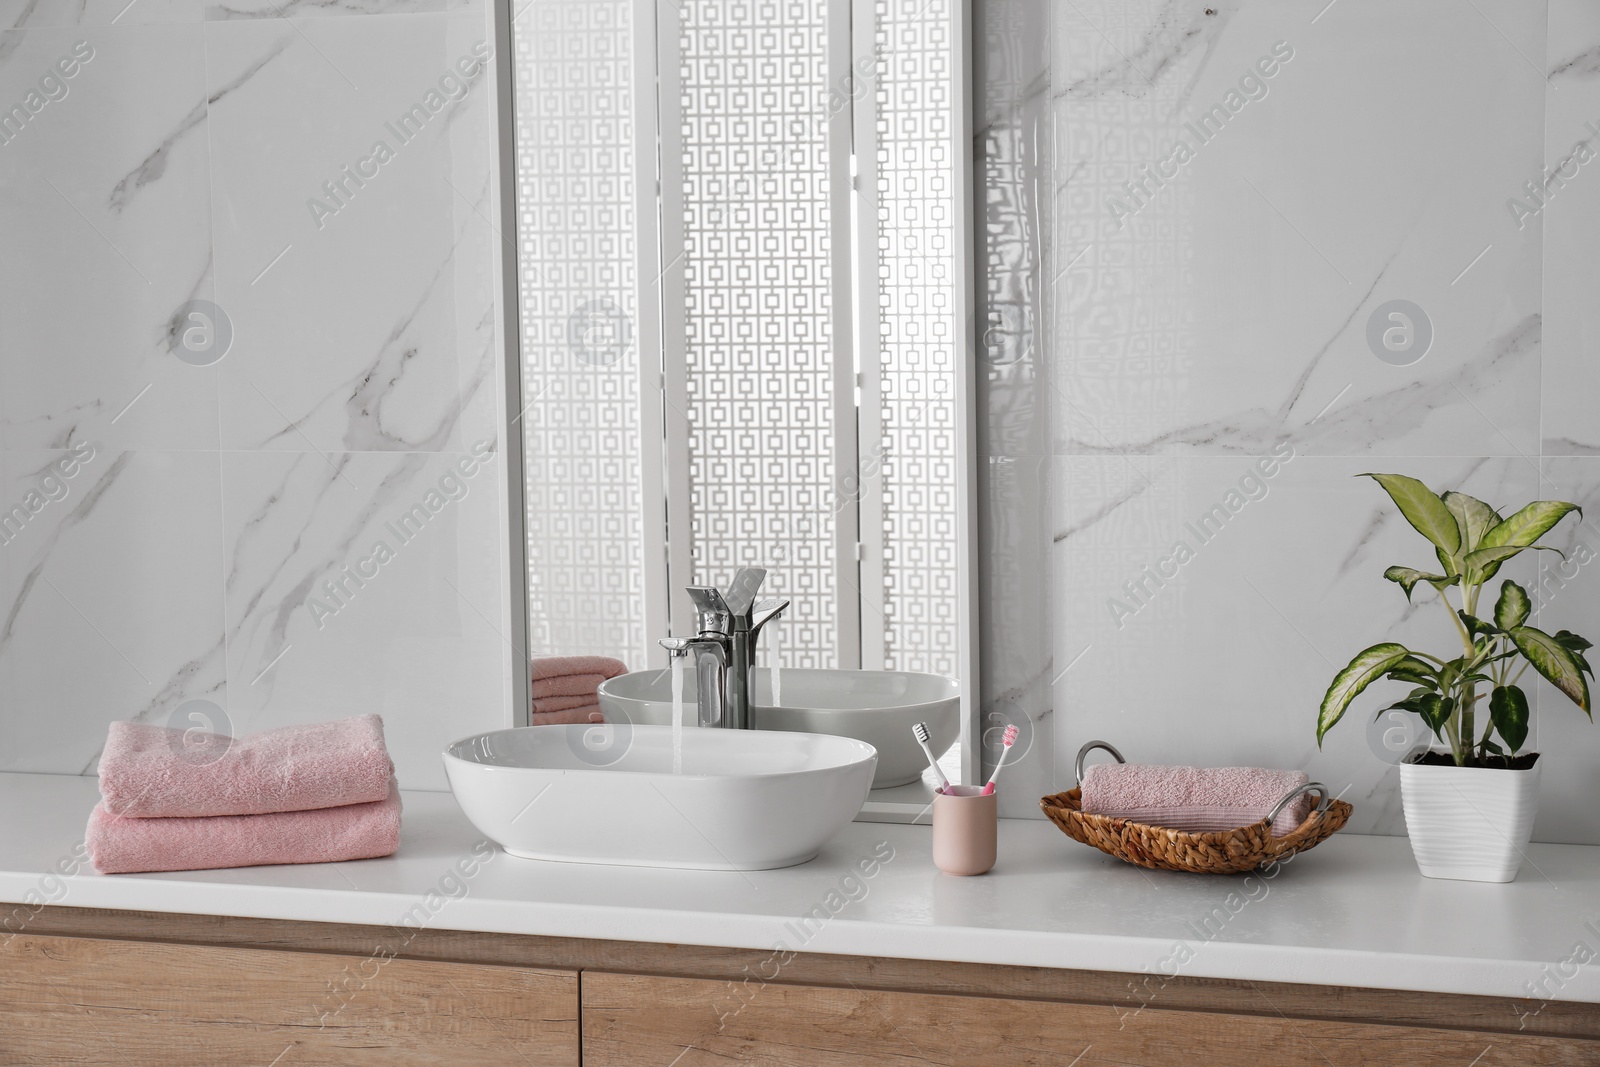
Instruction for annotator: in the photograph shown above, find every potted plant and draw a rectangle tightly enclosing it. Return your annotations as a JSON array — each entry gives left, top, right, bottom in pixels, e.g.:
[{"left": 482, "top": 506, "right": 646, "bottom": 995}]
[{"left": 1316, "top": 474, "right": 1592, "bottom": 882}]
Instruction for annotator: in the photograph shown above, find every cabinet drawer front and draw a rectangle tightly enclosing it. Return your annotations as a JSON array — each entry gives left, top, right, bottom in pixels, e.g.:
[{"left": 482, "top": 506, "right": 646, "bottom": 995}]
[
  {"left": 582, "top": 972, "right": 1593, "bottom": 1067},
  {"left": 0, "top": 933, "right": 577, "bottom": 1066}
]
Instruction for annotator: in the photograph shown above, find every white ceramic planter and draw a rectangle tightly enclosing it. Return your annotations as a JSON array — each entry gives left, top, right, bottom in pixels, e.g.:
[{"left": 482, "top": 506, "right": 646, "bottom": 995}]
[{"left": 1399, "top": 758, "right": 1540, "bottom": 882}]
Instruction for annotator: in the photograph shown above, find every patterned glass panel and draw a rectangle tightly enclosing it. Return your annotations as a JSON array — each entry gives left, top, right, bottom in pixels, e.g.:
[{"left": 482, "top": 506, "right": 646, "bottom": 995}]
[
  {"left": 677, "top": 0, "right": 838, "bottom": 668},
  {"left": 875, "top": 0, "right": 960, "bottom": 678},
  {"left": 514, "top": 0, "right": 646, "bottom": 666}
]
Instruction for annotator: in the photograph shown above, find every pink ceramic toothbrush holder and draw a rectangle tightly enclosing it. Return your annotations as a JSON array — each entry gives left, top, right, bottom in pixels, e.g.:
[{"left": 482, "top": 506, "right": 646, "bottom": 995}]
[{"left": 932, "top": 785, "right": 997, "bottom": 876}]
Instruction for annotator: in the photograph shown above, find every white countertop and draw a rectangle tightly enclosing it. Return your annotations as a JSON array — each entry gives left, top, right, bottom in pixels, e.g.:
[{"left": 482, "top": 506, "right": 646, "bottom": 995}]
[{"left": 3, "top": 771, "right": 1597, "bottom": 1004}]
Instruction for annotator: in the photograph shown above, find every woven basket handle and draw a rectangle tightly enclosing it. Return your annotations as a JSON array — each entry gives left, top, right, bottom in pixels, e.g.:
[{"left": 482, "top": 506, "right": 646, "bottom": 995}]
[
  {"left": 1266, "top": 781, "right": 1330, "bottom": 832},
  {"left": 1074, "top": 740, "right": 1126, "bottom": 786}
]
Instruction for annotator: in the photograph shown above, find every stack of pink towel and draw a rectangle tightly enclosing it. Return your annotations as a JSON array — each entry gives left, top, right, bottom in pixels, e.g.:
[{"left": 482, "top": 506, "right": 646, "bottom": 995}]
[
  {"left": 531, "top": 655, "right": 627, "bottom": 725},
  {"left": 87, "top": 714, "right": 400, "bottom": 875}
]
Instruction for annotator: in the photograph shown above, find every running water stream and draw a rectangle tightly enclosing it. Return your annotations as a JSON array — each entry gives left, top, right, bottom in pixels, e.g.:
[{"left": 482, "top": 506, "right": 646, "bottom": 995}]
[
  {"left": 767, "top": 617, "right": 783, "bottom": 709},
  {"left": 670, "top": 654, "right": 686, "bottom": 775}
]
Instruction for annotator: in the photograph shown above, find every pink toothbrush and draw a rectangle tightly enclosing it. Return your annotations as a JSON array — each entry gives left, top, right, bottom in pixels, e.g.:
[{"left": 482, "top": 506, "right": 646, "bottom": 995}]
[{"left": 981, "top": 725, "right": 1019, "bottom": 795}]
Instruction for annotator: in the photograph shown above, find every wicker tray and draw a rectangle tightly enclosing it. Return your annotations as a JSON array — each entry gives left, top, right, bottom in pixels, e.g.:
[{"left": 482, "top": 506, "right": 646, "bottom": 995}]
[{"left": 1039, "top": 742, "right": 1352, "bottom": 874}]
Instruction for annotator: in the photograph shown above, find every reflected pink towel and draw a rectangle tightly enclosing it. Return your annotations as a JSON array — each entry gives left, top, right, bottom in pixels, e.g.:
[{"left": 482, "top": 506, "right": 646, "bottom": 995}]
[
  {"left": 99, "top": 714, "right": 393, "bottom": 818},
  {"left": 531, "top": 693, "right": 598, "bottom": 714},
  {"left": 532, "top": 704, "right": 603, "bottom": 726},
  {"left": 530, "top": 672, "right": 611, "bottom": 700},
  {"left": 531, "top": 656, "right": 626, "bottom": 686},
  {"left": 529, "top": 656, "right": 624, "bottom": 725},
  {"left": 87, "top": 779, "right": 402, "bottom": 874},
  {"left": 1081, "top": 764, "right": 1311, "bottom": 836}
]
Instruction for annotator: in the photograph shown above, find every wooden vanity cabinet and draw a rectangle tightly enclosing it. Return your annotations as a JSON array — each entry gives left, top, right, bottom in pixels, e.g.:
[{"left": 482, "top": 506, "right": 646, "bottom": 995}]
[
  {"left": 0, "top": 933, "right": 578, "bottom": 1066},
  {"left": 6, "top": 907, "right": 1600, "bottom": 1066},
  {"left": 581, "top": 971, "right": 1594, "bottom": 1067}
]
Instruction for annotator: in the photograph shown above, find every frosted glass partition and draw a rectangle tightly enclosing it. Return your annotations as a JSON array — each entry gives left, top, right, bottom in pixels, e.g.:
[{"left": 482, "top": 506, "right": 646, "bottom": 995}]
[
  {"left": 870, "top": 0, "right": 962, "bottom": 679},
  {"left": 505, "top": 0, "right": 974, "bottom": 712},
  {"left": 672, "top": 0, "right": 842, "bottom": 669},
  {"left": 512, "top": 0, "right": 649, "bottom": 666}
]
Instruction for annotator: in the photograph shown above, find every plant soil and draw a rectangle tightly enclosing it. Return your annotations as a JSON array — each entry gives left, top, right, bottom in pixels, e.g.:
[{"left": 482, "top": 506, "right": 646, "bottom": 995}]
[{"left": 1410, "top": 750, "right": 1540, "bottom": 770}]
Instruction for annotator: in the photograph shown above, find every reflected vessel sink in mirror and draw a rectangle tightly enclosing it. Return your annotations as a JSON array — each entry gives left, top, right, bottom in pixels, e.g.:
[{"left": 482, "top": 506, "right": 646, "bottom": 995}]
[
  {"left": 597, "top": 668, "right": 958, "bottom": 787},
  {"left": 443, "top": 725, "right": 877, "bottom": 870}
]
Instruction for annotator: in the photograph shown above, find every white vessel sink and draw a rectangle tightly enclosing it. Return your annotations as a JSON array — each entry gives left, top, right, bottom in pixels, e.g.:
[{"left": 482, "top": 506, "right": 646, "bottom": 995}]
[
  {"left": 597, "top": 668, "right": 958, "bottom": 788},
  {"left": 443, "top": 725, "right": 876, "bottom": 870}
]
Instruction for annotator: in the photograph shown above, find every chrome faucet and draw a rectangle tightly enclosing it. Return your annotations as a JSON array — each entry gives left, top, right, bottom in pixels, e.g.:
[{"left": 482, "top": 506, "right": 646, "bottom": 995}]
[{"left": 659, "top": 567, "right": 788, "bottom": 729}]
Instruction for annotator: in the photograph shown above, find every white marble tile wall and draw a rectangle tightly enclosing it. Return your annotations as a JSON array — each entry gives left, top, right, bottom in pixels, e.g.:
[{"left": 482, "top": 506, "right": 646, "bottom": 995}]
[
  {"left": 0, "top": 0, "right": 511, "bottom": 790},
  {"left": 980, "top": 0, "right": 1600, "bottom": 843}
]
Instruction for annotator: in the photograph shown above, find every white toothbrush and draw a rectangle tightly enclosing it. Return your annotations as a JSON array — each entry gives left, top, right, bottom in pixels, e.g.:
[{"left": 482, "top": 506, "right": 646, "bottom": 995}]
[
  {"left": 911, "top": 722, "right": 951, "bottom": 793},
  {"left": 981, "top": 725, "right": 1020, "bottom": 795}
]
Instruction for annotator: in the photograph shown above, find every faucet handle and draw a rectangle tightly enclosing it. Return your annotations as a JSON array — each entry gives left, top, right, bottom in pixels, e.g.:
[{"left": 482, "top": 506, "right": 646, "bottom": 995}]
[
  {"left": 686, "top": 586, "right": 732, "bottom": 635},
  {"left": 749, "top": 597, "right": 788, "bottom": 646},
  {"left": 751, "top": 597, "right": 788, "bottom": 628},
  {"left": 722, "top": 567, "right": 766, "bottom": 618}
]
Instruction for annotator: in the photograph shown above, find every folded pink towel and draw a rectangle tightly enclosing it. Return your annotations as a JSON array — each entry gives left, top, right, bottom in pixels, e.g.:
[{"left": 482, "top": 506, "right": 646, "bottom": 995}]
[
  {"left": 530, "top": 673, "right": 611, "bottom": 700},
  {"left": 532, "top": 693, "right": 599, "bottom": 714},
  {"left": 87, "top": 779, "right": 402, "bottom": 874},
  {"left": 1081, "top": 764, "right": 1312, "bottom": 836},
  {"left": 532, "top": 704, "right": 604, "bottom": 725},
  {"left": 99, "top": 714, "right": 394, "bottom": 819},
  {"left": 531, "top": 656, "right": 626, "bottom": 684}
]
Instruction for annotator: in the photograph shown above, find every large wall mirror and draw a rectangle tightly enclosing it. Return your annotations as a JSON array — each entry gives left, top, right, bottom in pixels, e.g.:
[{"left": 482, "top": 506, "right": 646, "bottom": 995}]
[{"left": 494, "top": 0, "right": 979, "bottom": 798}]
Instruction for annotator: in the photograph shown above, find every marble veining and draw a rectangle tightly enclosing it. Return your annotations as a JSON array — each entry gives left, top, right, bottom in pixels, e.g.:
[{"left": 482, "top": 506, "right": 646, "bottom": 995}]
[
  {"left": 204, "top": 0, "right": 477, "bottom": 20},
  {"left": 1549, "top": 43, "right": 1600, "bottom": 79},
  {"left": 108, "top": 33, "right": 287, "bottom": 212},
  {"left": 0, "top": 8, "right": 511, "bottom": 790},
  {"left": 1052, "top": 0, "right": 1240, "bottom": 113},
  {"left": 0, "top": 451, "right": 131, "bottom": 659},
  {"left": 252, "top": 234, "right": 495, "bottom": 453},
  {"left": 973, "top": 0, "right": 1600, "bottom": 844},
  {"left": 1059, "top": 312, "right": 1542, "bottom": 459}
]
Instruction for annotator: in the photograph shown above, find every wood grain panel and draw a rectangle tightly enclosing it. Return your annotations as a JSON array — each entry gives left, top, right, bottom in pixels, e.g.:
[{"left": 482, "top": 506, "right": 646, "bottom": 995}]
[
  {"left": 23, "top": 906, "right": 1599, "bottom": 1043},
  {"left": 0, "top": 933, "right": 577, "bottom": 1066},
  {"left": 581, "top": 972, "right": 1594, "bottom": 1067}
]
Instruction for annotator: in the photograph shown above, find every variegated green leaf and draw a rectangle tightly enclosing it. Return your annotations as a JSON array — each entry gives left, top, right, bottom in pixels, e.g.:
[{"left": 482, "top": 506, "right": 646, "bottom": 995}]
[
  {"left": 1385, "top": 693, "right": 1453, "bottom": 740},
  {"left": 1554, "top": 632, "right": 1595, "bottom": 679},
  {"left": 1510, "top": 625, "right": 1592, "bottom": 716},
  {"left": 1318, "top": 642, "right": 1412, "bottom": 744},
  {"left": 1415, "top": 693, "right": 1453, "bottom": 737},
  {"left": 1385, "top": 655, "right": 1438, "bottom": 688},
  {"left": 1555, "top": 630, "right": 1594, "bottom": 652},
  {"left": 1377, "top": 685, "right": 1438, "bottom": 718},
  {"left": 1442, "top": 491, "right": 1501, "bottom": 553},
  {"left": 1383, "top": 566, "right": 1455, "bottom": 601},
  {"left": 1437, "top": 660, "right": 1461, "bottom": 692},
  {"left": 1463, "top": 544, "right": 1562, "bottom": 576},
  {"left": 1490, "top": 685, "right": 1530, "bottom": 753},
  {"left": 1362, "top": 474, "right": 1461, "bottom": 558},
  {"left": 1494, "top": 581, "right": 1531, "bottom": 630},
  {"left": 1480, "top": 500, "right": 1582, "bottom": 552}
]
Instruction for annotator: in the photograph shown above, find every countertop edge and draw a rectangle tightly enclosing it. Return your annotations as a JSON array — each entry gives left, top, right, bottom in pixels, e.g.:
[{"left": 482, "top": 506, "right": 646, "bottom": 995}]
[{"left": 2, "top": 870, "right": 1593, "bottom": 1006}]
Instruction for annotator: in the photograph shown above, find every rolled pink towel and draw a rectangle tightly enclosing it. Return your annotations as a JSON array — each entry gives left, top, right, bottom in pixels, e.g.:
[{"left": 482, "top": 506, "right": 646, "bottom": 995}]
[
  {"left": 532, "top": 693, "right": 599, "bottom": 714},
  {"left": 531, "top": 656, "right": 626, "bottom": 685},
  {"left": 1081, "top": 764, "right": 1312, "bottom": 836},
  {"left": 530, "top": 673, "right": 611, "bottom": 700},
  {"left": 532, "top": 704, "right": 604, "bottom": 725},
  {"left": 87, "top": 779, "right": 402, "bottom": 874},
  {"left": 99, "top": 714, "right": 393, "bottom": 819}
]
